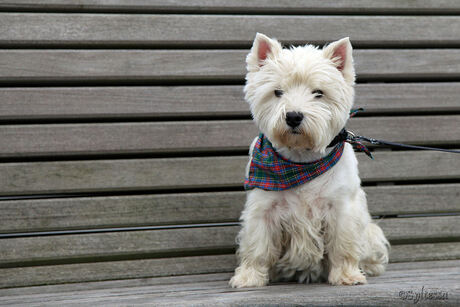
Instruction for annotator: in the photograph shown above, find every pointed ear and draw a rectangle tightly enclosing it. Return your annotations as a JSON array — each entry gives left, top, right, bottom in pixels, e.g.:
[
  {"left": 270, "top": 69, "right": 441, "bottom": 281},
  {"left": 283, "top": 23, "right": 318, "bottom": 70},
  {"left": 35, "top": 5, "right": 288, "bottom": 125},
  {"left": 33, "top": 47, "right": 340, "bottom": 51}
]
[
  {"left": 323, "top": 37, "right": 355, "bottom": 84},
  {"left": 246, "top": 33, "right": 282, "bottom": 72}
]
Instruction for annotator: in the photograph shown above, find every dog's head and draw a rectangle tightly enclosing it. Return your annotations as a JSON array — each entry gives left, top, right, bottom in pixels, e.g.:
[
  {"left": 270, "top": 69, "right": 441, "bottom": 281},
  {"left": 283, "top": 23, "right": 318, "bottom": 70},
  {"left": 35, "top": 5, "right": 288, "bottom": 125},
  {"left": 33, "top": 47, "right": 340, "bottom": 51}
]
[{"left": 244, "top": 33, "right": 355, "bottom": 153}]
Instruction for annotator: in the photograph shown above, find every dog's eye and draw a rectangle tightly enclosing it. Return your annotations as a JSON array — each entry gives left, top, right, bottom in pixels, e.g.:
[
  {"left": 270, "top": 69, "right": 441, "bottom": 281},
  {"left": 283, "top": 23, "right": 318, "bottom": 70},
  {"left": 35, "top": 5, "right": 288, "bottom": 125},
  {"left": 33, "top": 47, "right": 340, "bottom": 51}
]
[
  {"left": 274, "top": 89, "right": 284, "bottom": 97},
  {"left": 312, "top": 90, "right": 323, "bottom": 98}
]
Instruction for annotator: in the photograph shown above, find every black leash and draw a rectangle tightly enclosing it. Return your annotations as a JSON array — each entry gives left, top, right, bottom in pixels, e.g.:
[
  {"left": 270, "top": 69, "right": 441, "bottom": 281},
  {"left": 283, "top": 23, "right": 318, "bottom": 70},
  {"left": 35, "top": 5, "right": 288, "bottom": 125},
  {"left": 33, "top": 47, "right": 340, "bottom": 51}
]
[
  {"left": 349, "top": 133, "right": 460, "bottom": 154},
  {"left": 327, "top": 108, "right": 460, "bottom": 159}
]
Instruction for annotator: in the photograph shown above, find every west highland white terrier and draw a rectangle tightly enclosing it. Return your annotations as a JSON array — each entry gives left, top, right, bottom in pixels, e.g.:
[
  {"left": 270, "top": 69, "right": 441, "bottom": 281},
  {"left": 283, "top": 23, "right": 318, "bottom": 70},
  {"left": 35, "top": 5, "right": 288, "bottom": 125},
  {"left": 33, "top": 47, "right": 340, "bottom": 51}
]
[{"left": 229, "top": 33, "right": 390, "bottom": 288}]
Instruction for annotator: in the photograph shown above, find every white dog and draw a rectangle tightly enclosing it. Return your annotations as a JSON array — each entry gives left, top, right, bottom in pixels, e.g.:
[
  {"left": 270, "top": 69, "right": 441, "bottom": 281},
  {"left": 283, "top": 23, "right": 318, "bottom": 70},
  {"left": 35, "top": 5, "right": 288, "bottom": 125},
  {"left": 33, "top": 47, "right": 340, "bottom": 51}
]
[{"left": 229, "top": 33, "right": 390, "bottom": 287}]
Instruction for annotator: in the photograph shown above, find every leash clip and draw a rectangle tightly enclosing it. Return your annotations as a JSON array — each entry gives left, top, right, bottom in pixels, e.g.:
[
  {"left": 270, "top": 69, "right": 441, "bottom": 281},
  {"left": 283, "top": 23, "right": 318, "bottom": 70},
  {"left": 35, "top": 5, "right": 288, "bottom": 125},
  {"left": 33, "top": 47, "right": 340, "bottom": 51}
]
[
  {"left": 345, "top": 130, "right": 374, "bottom": 159},
  {"left": 345, "top": 130, "right": 358, "bottom": 142},
  {"left": 348, "top": 131, "right": 380, "bottom": 145}
]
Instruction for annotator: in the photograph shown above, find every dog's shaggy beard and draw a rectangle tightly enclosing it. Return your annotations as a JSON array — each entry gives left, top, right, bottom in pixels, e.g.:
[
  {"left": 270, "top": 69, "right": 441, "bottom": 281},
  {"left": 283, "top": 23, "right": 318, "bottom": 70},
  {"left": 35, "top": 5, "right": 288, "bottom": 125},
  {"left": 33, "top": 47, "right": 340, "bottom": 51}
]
[
  {"left": 253, "top": 97, "right": 348, "bottom": 154},
  {"left": 272, "top": 106, "right": 332, "bottom": 152}
]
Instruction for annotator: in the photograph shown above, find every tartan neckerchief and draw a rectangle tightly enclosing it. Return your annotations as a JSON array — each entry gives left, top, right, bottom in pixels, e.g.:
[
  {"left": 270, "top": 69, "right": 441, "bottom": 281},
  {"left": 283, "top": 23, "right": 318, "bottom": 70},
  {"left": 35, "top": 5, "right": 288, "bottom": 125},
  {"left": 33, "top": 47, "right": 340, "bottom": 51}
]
[{"left": 244, "top": 134, "right": 345, "bottom": 191}]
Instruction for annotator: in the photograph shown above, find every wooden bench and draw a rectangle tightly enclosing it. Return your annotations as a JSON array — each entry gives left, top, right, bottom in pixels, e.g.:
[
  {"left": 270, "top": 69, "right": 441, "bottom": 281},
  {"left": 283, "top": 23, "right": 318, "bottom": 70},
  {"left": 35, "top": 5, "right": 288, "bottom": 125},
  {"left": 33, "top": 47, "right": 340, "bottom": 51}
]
[{"left": 0, "top": 1, "right": 459, "bottom": 305}]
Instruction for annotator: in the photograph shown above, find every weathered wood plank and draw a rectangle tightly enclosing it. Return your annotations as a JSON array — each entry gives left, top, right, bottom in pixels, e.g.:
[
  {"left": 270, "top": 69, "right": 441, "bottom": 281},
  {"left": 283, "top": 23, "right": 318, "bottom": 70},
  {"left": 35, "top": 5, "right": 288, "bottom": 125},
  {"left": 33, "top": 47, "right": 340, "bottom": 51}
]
[
  {"left": 1, "top": 14, "right": 459, "bottom": 47},
  {"left": 0, "top": 254, "right": 237, "bottom": 289},
  {"left": 1, "top": 217, "right": 458, "bottom": 266},
  {"left": 1, "top": 0, "right": 460, "bottom": 14},
  {"left": 2, "top": 260, "right": 459, "bottom": 296},
  {"left": 0, "top": 83, "right": 459, "bottom": 120},
  {"left": 1, "top": 49, "right": 460, "bottom": 83},
  {"left": 0, "top": 192, "right": 246, "bottom": 233},
  {"left": 366, "top": 184, "right": 460, "bottom": 217},
  {"left": 0, "top": 242, "right": 458, "bottom": 289},
  {"left": 86, "top": 267, "right": 460, "bottom": 306},
  {"left": 1, "top": 184, "right": 458, "bottom": 233},
  {"left": 0, "top": 226, "right": 241, "bottom": 266},
  {"left": 122, "top": 266, "right": 460, "bottom": 307},
  {"left": 0, "top": 151, "right": 459, "bottom": 195},
  {"left": 390, "top": 242, "right": 460, "bottom": 263},
  {"left": 377, "top": 216, "right": 460, "bottom": 244},
  {"left": 1, "top": 116, "right": 458, "bottom": 157},
  {"left": 0, "top": 86, "right": 247, "bottom": 120}
]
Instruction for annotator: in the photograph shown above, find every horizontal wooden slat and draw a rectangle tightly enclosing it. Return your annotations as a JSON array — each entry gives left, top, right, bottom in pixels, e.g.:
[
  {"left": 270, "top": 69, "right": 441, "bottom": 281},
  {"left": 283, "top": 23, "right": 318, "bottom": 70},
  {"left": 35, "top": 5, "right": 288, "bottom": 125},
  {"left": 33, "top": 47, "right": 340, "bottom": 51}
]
[
  {"left": 1, "top": 184, "right": 459, "bottom": 233},
  {"left": 0, "top": 217, "right": 458, "bottom": 266},
  {"left": 33, "top": 264, "right": 456, "bottom": 306},
  {"left": 0, "top": 226, "right": 240, "bottom": 266},
  {"left": 0, "top": 254, "right": 236, "bottom": 289},
  {"left": 2, "top": 1, "right": 460, "bottom": 14},
  {"left": 1, "top": 1, "right": 460, "bottom": 14},
  {"left": 1, "top": 83, "right": 459, "bottom": 120},
  {"left": 144, "top": 264, "right": 460, "bottom": 307},
  {"left": 0, "top": 150, "right": 459, "bottom": 196},
  {"left": 378, "top": 216, "right": 460, "bottom": 243},
  {"left": 0, "top": 192, "right": 246, "bottom": 233},
  {"left": 390, "top": 243, "right": 460, "bottom": 263},
  {"left": 366, "top": 184, "right": 460, "bottom": 216},
  {"left": 1, "top": 49, "right": 460, "bottom": 83},
  {"left": 0, "top": 86, "right": 246, "bottom": 120},
  {"left": 0, "top": 247, "right": 459, "bottom": 289},
  {"left": 2, "top": 260, "right": 459, "bottom": 295},
  {"left": 1, "top": 116, "right": 458, "bottom": 157},
  {"left": 0, "top": 266, "right": 459, "bottom": 306},
  {"left": 1, "top": 14, "right": 460, "bottom": 47}
]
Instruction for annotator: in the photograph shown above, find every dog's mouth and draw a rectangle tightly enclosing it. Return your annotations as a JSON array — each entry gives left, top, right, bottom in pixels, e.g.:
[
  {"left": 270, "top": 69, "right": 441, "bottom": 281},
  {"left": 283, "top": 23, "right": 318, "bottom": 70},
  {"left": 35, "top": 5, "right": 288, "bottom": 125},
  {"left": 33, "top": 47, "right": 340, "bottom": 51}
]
[{"left": 289, "top": 129, "right": 302, "bottom": 135}]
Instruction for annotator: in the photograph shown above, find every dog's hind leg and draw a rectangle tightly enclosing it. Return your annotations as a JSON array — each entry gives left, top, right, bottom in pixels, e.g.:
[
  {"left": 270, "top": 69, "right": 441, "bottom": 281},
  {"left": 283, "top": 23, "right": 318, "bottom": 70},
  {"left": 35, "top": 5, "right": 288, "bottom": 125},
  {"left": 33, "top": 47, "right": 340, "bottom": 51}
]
[
  {"left": 229, "top": 190, "right": 284, "bottom": 288},
  {"left": 360, "top": 222, "right": 390, "bottom": 276}
]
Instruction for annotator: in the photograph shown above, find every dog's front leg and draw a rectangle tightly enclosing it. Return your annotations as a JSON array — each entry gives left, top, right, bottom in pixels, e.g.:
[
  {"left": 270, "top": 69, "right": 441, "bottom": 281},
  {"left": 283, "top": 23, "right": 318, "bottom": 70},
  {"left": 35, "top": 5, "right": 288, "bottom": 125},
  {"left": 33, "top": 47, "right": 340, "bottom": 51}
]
[
  {"left": 229, "top": 191, "right": 283, "bottom": 288},
  {"left": 326, "top": 198, "right": 368, "bottom": 286}
]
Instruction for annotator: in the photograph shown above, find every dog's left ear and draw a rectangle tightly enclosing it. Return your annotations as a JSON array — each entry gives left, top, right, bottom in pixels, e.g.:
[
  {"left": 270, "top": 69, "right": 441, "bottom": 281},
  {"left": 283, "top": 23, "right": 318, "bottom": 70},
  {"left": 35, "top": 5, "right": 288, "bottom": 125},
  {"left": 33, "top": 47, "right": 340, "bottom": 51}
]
[{"left": 323, "top": 37, "right": 355, "bottom": 84}]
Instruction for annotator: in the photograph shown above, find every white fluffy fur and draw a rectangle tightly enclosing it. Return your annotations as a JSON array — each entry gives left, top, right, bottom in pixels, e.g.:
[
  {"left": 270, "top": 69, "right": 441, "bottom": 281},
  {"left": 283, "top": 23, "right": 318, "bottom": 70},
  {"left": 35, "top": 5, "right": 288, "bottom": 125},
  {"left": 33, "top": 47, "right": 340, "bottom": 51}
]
[{"left": 230, "top": 33, "right": 390, "bottom": 288}]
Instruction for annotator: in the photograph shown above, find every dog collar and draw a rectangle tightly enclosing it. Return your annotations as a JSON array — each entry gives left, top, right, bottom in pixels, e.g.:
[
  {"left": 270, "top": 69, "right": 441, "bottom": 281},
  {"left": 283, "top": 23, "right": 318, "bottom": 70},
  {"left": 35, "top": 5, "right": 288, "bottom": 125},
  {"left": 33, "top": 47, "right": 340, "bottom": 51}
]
[{"left": 244, "top": 134, "right": 344, "bottom": 191}]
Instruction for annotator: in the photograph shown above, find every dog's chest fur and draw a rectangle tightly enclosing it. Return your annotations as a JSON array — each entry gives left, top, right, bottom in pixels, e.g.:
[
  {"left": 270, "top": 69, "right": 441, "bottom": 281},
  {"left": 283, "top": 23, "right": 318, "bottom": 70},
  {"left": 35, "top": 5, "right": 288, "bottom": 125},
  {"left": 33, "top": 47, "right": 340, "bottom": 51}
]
[{"left": 256, "top": 143, "right": 361, "bottom": 275}]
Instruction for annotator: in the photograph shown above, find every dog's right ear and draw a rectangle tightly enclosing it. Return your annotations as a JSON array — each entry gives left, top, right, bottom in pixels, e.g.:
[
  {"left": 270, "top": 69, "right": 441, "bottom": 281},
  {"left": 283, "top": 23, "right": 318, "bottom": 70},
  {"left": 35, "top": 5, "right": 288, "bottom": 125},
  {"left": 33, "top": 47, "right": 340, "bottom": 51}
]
[{"left": 246, "top": 33, "right": 282, "bottom": 72}]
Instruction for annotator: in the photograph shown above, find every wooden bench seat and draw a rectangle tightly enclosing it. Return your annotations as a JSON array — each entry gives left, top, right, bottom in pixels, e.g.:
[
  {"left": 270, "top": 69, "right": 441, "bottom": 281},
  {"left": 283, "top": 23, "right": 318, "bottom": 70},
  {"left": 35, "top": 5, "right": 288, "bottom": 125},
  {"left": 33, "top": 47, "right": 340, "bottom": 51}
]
[
  {"left": 2, "top": 260, "right": 458, "bottom": 306},
  {"left": 0, "top": 1, "right": 459, "bottom": 305}
]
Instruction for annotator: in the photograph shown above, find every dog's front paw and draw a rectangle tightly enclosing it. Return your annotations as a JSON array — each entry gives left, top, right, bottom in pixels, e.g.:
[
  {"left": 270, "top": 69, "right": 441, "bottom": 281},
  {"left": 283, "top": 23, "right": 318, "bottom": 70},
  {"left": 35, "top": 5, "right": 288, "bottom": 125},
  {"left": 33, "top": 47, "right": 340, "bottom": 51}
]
[
  {"left": 328, "top": 269, "right": 367, "bottom": 286},
  {"left": 229, "top": 266, "right": 268, "bottom": 288}
]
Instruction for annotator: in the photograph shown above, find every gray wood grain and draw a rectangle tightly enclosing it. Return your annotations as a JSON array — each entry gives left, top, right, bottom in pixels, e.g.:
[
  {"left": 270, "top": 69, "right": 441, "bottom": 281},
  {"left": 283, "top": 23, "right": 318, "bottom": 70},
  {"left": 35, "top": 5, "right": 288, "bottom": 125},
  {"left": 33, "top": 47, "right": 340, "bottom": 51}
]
[
  {"left": 2, "top": 0, "right": 460, "bottom": 13},
  {"left": 1, "top": 14, "right": 459, "bottom": 47},
  {"left": 0, "top": 254, "right": 237, "bottom": 289},
  {"left": 365, "top": 184, "right": 460, "bottom": 216},
  {"left": 0, "top": 249, "right": 458, "bottom": 289},
  {"left": 69, "top": 266, "right": 458, "bottom": 306},
  {"left": 1, "top": 260, "right": 458, "bottom": 296},
  {"left": 1, "top": 49, "right": 460, "bottom": 82},
  {"left": 1, "top": 217, "right": 458, "bottom": 266},
  {"left": 0, "top": 248, "right": 460, "bottom": 292},
  {"left": 0, "top": 226, "right": 240, "bottom": 266},
  {"left": 0, "top": 83, "right": 459, "bottom": 120},
  {"left": 2, "top": 0, "right": 460, "bottom": 14},
  {"left": 0, "top": 150, "right": 459, "bottom": 195},
  {"left": 0, "top": 184, "right": 459, "bottom": 233},
  {"left": 1, "top": 116, "right": 458, "bottom": 157},
  {"left": 391, "top": 242, "right": 460, "bottom": 263},
  {"left": 377, "top": 216, "right": 460, "bottom": 244},
  {"left": 0, "top": 86, "right": 247, "bottom": 120},
  {"left": 125, "top": 265, "right": 460, "bottom": 307},
  {"left": 0, "top": 192, "right": 247, "bottom": 233}
]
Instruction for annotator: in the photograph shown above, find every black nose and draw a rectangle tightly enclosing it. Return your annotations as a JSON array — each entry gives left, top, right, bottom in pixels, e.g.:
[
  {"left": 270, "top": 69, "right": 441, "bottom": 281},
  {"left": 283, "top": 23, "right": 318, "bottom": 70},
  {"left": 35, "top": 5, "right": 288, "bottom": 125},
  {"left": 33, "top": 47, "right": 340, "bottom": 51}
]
[{"left": 286, "top": 112, "right": 304, "bottom": 128}]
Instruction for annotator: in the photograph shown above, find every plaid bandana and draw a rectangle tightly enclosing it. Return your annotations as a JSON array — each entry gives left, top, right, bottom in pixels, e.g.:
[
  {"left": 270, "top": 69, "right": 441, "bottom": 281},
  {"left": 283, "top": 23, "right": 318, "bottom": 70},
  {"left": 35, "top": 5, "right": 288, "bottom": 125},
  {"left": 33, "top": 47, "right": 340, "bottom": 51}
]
[{"left": 244, "top": 134, "right": 345, "bottom": 191}]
